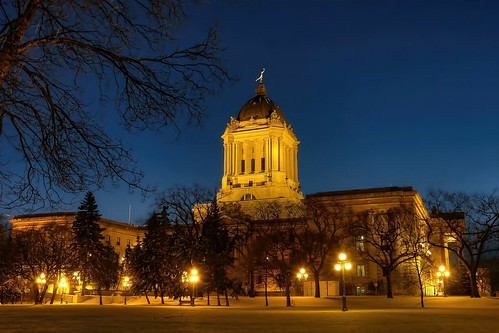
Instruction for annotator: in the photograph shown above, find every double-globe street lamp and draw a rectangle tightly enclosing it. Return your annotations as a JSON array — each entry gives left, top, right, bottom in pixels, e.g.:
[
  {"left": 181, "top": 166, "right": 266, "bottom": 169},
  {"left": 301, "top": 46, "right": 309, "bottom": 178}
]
[
  {"left": 334, "top": 253, "right": 352, "bottom": 311},
  {"left": 436, "top": 265, "right": 450, "bottom": 297},
  {"left": 296, "top": 268, "right": 308, "bottom": 296}
]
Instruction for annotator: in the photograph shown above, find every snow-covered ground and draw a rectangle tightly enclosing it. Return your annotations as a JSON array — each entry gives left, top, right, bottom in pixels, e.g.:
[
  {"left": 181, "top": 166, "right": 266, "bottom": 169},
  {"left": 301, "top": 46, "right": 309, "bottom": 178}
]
[{"left": 1, "top": 296, "right": 498, "bottom": 333}]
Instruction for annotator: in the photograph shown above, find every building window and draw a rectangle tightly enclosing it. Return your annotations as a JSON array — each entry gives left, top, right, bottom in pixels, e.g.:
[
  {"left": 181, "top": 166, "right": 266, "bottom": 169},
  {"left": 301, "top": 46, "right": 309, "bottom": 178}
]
[
  {"left": 357, "top": 265, "right": 366, "bottom": 277},
  {"left": 106, "top": 235, "right": 111, "bottom": 244},
  {"left": 241, "top": 194, "right": 256, "bottom": 201},
  {"left": 116, "top": 237, "right": 121, "bottom": 246},
  {"left": 261, "top": 158, "right": 265, "bottom": 171},
  {"left": 251, "top": 158, "right": 255, "bottom": 173},
  {"left": 241, "top": 160, "right": 245, "bottom": 173},
  {"left": 356, "top": 235, "right": 365, "bottom": 251}
]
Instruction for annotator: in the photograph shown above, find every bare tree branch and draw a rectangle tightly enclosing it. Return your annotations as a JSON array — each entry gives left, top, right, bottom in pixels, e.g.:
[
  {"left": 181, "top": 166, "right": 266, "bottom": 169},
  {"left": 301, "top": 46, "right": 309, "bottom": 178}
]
[{"left": 0, "top": 1, "right": 232, "bottom": 209}]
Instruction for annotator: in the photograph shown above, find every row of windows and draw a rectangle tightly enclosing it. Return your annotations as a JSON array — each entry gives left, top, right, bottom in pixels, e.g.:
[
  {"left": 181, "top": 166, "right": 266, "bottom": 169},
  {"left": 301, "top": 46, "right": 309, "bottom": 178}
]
[
  {"left": 105, "top": 235, "right": 131, "bottom": 247},
  {"left": 241, "top": 158, "right": 265, "bottom": 173}
]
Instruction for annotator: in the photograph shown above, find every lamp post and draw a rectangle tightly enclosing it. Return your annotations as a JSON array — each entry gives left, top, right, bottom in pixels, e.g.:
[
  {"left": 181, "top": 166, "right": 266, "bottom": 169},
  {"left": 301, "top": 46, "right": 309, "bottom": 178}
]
[
  {"left": 72, "top": 271, "right": 81, "bottom": 293},
  {"left": 189, "top": 268, "right": 199, "bottom": 307},
  {"left": 36, "top": 273, "right": 46, "bottom": 304},
  {"left": 296, "top": 268, "right": 308, "bottom": 296},
  {"left": 123, "top": 276, "right": 130, "bottom": 305},
  {"left": 436, "top": 265, "right": 449, "bottom": 297},
  {"left": 58, "top": 277, "right": 67, "bottom": 304},
  {"left": 264, "top": 256, "right": 269, "bottom": 306},
  {"left": 334, "top": 253, "right": 352, "bottom": 311}
]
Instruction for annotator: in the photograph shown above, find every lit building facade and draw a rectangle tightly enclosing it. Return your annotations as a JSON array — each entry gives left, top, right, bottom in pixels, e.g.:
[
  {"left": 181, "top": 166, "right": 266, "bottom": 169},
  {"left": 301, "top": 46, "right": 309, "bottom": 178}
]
[
  {"left": 218, "top": 80, "right": 303, "bottom": 206},
  {"left": 9, "top": 212, "right": 144, "bottom": 259},
  {"left": 217, "top": 76, "right": 452, "bottom": 297}
]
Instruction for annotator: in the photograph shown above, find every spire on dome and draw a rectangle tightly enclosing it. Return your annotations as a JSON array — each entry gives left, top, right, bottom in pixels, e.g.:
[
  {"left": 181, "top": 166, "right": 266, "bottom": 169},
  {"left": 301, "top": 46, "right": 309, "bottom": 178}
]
[{"left": 255, "top": 82, "right": 267, "bottom": 96}]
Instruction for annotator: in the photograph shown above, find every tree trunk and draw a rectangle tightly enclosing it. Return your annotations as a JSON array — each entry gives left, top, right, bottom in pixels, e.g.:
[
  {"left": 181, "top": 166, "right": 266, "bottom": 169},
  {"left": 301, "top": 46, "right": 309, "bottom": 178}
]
[
  {"left": 249, "top": 269, "right": 255, "bottom": 297},
  {"left": 207, "top": 291, "right": 211, "bottom": 305},
  {"left": 314, "top": 272, "right": 321, "bottom": 298},
  {"left": 217, "top": 291, "right": 221, "bottom": 306},
  {"left": 285, "top": 282, "right": 291, "bottom": 307},
  {"left": 33, "top": 283, "right": 41, "bottom": 304},
  {"left": 469, "top": 269, "right": 481, "bottom": 298},
  {"left": 225, "top": 289, "right": 230, "bottom": 306},
  {"left": 99, "top": 289, "right": 103, "bottom": 305},
  {"left": 81, "top": 275, "right": 86, "bottom": 296},
  {"left": 145, "top": 291, "right": 150, "bottom": 304},
  {"left": 50, "top": 286, "right": 58, "bottom": 304},
  {"left": 385, "top": 270, "right": 394, "bottom": 298}
]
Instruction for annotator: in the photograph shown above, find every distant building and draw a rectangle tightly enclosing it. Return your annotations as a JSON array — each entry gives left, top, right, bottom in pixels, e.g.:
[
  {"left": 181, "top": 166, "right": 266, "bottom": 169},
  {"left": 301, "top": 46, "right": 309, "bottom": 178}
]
[{"left": 9, "top": 212, "right": 144, "bottom": 259}]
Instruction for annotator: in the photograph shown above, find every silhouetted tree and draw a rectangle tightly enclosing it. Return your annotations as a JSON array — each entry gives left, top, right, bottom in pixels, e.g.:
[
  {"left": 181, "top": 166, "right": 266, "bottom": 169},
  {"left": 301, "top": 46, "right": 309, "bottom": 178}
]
[
  {"left": 252, "top": 200, "right": 304, "bottom": 307},
  {"left": 94, "top": 243, "right": 120, "bottom": 305},
  {"left": 220, "top": 202, "right": 256, "bottom": 298},
  {"left": 125, "top": 238, "right": 153, "bottom": 303},
  {"left": 140, "top": 211, "right": 171, "bottom": 303},
  {"left": 0, "top": 1, "right": 231, "bottom": 209},
  {"left": 295, "top": 200, "right": 347, "bottom": 298},
  {"left": 201, "top": 200, "right": 235, "bottom": 306},
  {"left": 426, "top": 191, "right": 499, "bottom": 297},
  {"left": 11, "top": 223, "right": 73, "bottom": 304},
  {"left": 0, "top": 219, "right": 18, "bottom": 303},
  {"left": 352, "top": 207, "right": 425, "bottom": 298},
  {"left": 72, "top": 191, "right": 106, "bottom": 296}
]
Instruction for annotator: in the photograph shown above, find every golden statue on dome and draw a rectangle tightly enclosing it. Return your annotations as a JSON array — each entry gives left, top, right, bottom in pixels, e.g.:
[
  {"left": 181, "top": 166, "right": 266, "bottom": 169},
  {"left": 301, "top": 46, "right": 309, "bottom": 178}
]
[{"left": 256, "top": 68, "right": 265, "bottom": 83}]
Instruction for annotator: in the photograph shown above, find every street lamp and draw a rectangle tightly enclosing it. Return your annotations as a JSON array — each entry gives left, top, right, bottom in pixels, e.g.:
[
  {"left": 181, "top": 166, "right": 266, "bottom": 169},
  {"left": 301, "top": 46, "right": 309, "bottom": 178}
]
[
  {"left": 296, "top": 268, "right": 308, "bottom": 296},
  {"left": 36, "top": 273, "right": 46, "bottom": 304},
  {"left": 123, "top": 276, "right": 130, "bottom": 305},
  {"left": 58, "top": 277, "right": 68, "bottom": 304},
  {"left": 334, "top": 253, "right": 352, "bottom": 311},
  {"left": 72, "top": 271, "right": 81, "bottom": 293},
  {"left": 189, "top": 268, "right": 199, "bottom": 307},
  {"left": 436, "top": 265, "right": 450, "bottom": 297}
]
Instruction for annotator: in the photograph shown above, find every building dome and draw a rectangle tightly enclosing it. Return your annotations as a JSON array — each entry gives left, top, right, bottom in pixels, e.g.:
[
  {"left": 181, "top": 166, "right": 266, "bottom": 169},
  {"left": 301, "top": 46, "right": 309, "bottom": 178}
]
[{"left": 237, "top": 83, "right": 286, "bottom": 122}]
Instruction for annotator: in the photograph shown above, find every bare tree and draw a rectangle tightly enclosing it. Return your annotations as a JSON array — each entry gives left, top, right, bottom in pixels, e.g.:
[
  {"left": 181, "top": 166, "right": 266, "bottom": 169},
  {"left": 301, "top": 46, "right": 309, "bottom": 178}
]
[
  {"left": 251, "top": 200, "right": 304, "bottom": 307},
  {"left": 352, "top": 207, "right": 424, "bottom": 298},
  {"left": 425, "top": 191, "right": 499, "bottom": 298},
  {"left": 295, "top": 199, "right": 347, "bottom": 298},
  {"left": 11, "top": 223, "right": 73, "bottom": 304},
  {"left": 0, "top": 1, "right": 231, "bottom": 209}
]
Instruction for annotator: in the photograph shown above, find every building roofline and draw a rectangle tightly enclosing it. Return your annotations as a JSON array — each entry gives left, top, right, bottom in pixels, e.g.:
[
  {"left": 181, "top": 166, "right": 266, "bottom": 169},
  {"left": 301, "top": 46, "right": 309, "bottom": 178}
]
[
  {"left": 11, "top": 211, "right": 143, "bottom": 229},
  {"left": 306, "top": 186, "right": 415, "bottom": 199},
  {"left": 12, "top": 211, "right": 77, "bottom": 219}
]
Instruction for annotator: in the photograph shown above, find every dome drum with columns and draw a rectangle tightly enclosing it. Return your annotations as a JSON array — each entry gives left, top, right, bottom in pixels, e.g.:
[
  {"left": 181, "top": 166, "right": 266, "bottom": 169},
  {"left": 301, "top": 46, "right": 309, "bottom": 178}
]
[{"left": 218, "top": 71, "right": 303, "bottom": 205}]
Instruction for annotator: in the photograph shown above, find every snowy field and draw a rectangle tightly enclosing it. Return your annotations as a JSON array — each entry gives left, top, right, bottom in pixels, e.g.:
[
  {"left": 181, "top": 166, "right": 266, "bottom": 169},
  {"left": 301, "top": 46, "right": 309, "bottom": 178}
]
[{"left": 1, "top": 296, "right": 498, "bottom": 333}]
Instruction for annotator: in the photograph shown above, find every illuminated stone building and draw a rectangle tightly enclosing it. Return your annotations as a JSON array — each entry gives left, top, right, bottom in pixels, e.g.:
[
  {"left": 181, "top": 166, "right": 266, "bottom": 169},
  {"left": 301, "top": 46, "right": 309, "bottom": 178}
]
[
  {"left": 217, "top": 79, "right": 303, "bottom": 205},
  {"left": 9, "top": 212, "right": 144, "bottom": 259},
  {"left": 8, "top": 74, "right": 453, "bottom": 298},
  {"left": 218, "top": 76, "right": 451, "bottom": 297},
  {"left": 306, "top": 187, "right": 444, "bottom": 296}
]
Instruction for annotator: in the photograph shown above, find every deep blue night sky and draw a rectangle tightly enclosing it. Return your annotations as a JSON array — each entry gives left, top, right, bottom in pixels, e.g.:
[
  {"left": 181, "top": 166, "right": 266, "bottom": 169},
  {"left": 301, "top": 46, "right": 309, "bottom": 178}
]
[{"left": 56, "top": 1, "right": 499, "bottom": 223}]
